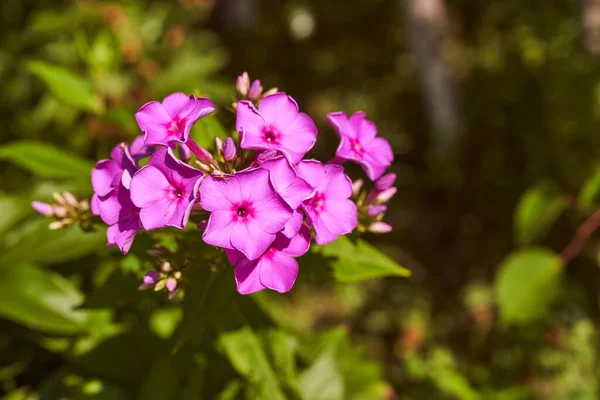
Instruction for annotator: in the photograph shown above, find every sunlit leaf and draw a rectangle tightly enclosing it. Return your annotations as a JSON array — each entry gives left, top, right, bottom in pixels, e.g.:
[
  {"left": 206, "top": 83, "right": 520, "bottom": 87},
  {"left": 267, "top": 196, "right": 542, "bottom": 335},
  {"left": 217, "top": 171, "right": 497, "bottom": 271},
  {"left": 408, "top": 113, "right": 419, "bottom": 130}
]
[
  {"left": 0, "top": 140, "right": 94, "bottom": 181},
  {"left": 27, "top": 60, "right": 103, "bottom": 113},
  {"left": 514, "top": 182, "right": 567, "bottom": 245},
  {"left": 189, "top": 113, "right": 228, "bottom": 150},
  {"left": 495, "top": 248, "right": 563, "bottom": 325},
  {"left": 0, "top": 220, "right": 106, "bottom": 268},
  {"left": 0, "top": 264, "right": 86, "bottom": 334},
  {"left": 578, "top": 167, "right": 600, "bottom": 207},
  {"left": 298, "top": 350, "right": 344, "bottom": 400},
  {"left": 318, "top": 236, "right": 410, "bottom": 282},
  {"left": 219, "top": 327, "right": 287, "bottom": 400}
]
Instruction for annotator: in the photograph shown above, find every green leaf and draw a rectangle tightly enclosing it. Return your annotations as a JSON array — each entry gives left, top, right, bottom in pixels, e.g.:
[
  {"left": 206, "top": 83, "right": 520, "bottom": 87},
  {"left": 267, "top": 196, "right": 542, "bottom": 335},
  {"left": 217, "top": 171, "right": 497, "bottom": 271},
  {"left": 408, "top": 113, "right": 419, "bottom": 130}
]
[
  {"left": 514, "top": 182, "right": 567, "bottom": 245},
  {"left": 266, "top": 330, "right": 297, "bottom": 385},
  {"left": 219, "top": 327, "right": 287, "bottom": 400},
  {"left": 0, "top": 220, "right": 106, "bottom": 267},
  {"left": 27, "top": 60, "right": 103, "bottom": 113},
  {"left": 495, "top": 248, "right": 564, "bottom": 325},
  {"left": 150, "top": 308, "right": 183, "bottom": 339},
  {"left": 578, "top": 167, "right": 600, "bottom": 207},
  {"left": 0, "top": 264, "right": 87, "bottom": 334},
  {"left": 431, "top": 369, "right": 479, "bottom": 400},
  {"left": 0, "top": 140, "right": 94, "bottom": 181},
  {"left": 318, "top": 236, "right": 410, "bottom": 282},
  {"left": 298, "top": 350, "right": 344, "bottom": 400},
  {"left": 189, "top": 113, "right": 228, "bottom": 150},
  {"left": 215, "top": 380, "right": 243, "bottom": 400}
]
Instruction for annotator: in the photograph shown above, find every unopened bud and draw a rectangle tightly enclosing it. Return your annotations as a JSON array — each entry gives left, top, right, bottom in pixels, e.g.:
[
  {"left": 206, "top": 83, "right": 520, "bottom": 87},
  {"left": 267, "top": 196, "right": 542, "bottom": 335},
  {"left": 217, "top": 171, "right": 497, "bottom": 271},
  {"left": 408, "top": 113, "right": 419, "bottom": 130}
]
[
  {"left": 236, "top": 72, "right": 250, "bottom": 97},
  {"left": 154, "top": 279, "right": 166, "bottom": 291},
  {"left": 174, "top": 271, "right": 182, "bottom": 279},
  {"left": 376, "top": 187, "right": 397, "bottom": 203},
  {"left": 368, "top": 221, "right": 392, "bottom": 233},
  {"left": 52, "top": 205, "right": 68, "bottom": 218},
  {"left": 352, "top": 179, "right": 364, "bottom": 197},
  {"left": 222, "top": 137, "right": 237, "bottom": 161},
  {"left": 32, "top": 201, "right": 54, "bottom": 217},
  {"left": 79, "top": 200, "right": 89, "bottom": 210},
  {"left": 62, "top": 192, "right": 79, "bottom": 207},
  {"left": 367, "top": 204, "right": 387, "bottom": 217},
  {"left": 197, "top": 220, "right": 208, "bottom": 230},
  {"left": 52, "top": 192, "right": 66, "bottom": 205},
  {"left": 166, "top": 277, "right": 178, "bottom": 292},
  {"left": 195, "top": 147, "right": 214, "bottom": 165},
  {"left": 61, "top": 218, "right": 74, "bottom": 226},
  {"left": 195, "top": 160, "right": 213, "bottom": 174},
  {"left": 215, "top": 137, "right": 223, "bottom": 153},
  {"left": 48, "top": 221, "right": 64, "bottom": 230},
  {"left": 375, "top": 173, "right": 396, "bottom": 191},
  {"left": 262, "top": 87, "right": 278, "bottom": 97},
  {"left": 248, "top": 80, "right": 262, "bottom": 100},
  {"left": 178, "top": 143, "right": 192, "bottom": 162},
  {"left": 160, "top": 262, "right": 172, "bottom": 272},
  {"left": 143, "top": 270, "right": 160, "bottom": 285}
]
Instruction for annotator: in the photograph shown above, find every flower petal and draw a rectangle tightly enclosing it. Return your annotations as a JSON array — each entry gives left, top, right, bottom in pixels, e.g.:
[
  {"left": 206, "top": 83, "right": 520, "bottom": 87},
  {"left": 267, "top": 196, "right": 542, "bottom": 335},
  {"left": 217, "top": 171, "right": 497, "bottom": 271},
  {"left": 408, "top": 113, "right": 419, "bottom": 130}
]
[
  {"left": 136, "top": 102, "right": 171, "bottom": 145},
  {"left": 296, "top": 160, "right": 325, "bottom": 190},
  {"left": 92, "top": 160, "right": 121, "bottom": 197},
  {"left": 258, "top": 252, "right": 299, "bottom": 293},
  {"left": 234, "top": 258, "right": 265, "bottom": 295},
  {"left": 322, "top": 165, "right": 353, "bottom": 200},
  {"left": 129, "top": 165, "right": 172, "bottom": 208},
  {"left": 258, "top": 92, "right": 299, "bottom": 129},
  {"left": 277, "top": 224, "right": 311, "bottom": 257},
  {"left": 202, "top": 210, "right": 236, "bottom": 250},
  {"left": 230, "top": 220, "right": 275, "bottom": 260},
  {"left": 139, "top": 198, "right": 178, "bottom": 230}
]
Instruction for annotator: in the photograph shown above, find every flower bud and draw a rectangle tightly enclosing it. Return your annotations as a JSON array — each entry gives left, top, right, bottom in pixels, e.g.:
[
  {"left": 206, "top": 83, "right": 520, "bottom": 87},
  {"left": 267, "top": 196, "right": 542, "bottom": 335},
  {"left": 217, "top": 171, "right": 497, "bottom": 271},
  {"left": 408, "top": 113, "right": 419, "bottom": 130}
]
[
  {"left": 62, "top": 191, "right": 79, "bottom": 207},
  {"left": 367, "top": 204, "right": 387, "bottom": 217},
  {"left": 48, "top": 221, "right": 64, "bottom": 230},
  {"left": 52, "top": 205, "right": 68, "bottom": 218},
  {"left": 32, "top": 201, "right": 54, "bottom": 217},
  {"left": 222, "top": 137, "right": 237, "bottom": 161},
  {"left": 143, "top": 270, "right": 160, "bottom": 285},
  {"left": 375, "top": 173, "right": 396, "bottom": 191},
  {"left": 262, "top": 87, "right": 279, "bottom": 97},
  {"left": 194, "top": 146, "right": 214, "bottom": 165},
  {"left": 178, "top": 143, "right": 191, "bottom": 162},
  {"left": 248, "top": 80, "right": 262, "bottom": 100},
  {"left": 236, "top": 72, "right": 250, "bottom": 97},
  {"left": 197, "top": 220, "right": 208, "bottom": 230},
  {"left": 52, "top": 192, "right": 66, "bottom": 205},
  {"left": 376, "top": 187, "right": 397, "bottom": 203},
  {"left": 154, "top": 279, "right": 166, "bottom": 291},
  {"left": 215, "top": 137, "right": 223, "bottom": 153},
  {"left": 368, "top": 221, "right": 392, "bottom": 233},
  {"left": 166, "top": 277, "right": 178, "bottom": 292},
  {"left": 160, "top": 262, "right": 172, "bottom": 272},
  {"left": 352, "top": 179, "right": 364, "bottom": 197}
]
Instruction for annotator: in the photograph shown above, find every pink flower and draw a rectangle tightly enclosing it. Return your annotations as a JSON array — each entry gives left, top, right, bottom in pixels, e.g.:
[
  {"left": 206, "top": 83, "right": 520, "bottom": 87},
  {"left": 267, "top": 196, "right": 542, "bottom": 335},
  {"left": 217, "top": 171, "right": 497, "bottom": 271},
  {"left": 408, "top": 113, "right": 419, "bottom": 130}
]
[
  {"left": 200, "top": 168, "right": 293, "bottom": 260},
  {"left": 236, "top": 92, "right": 317, "bottom": 164},
  {"left": 130, "top": 147, "right": 203, "bottom": 230},
  {"left": 95, "top": 182, "right": 141, "bottom": 254},
  {"left": 258, "top": 154, "right": 313, "bottom": 238},
  {"left": 296, "top": 160, "right": 357, "bottom": 245},
  {"left": 327, "top": 111, "right": 393, "bottom": 181},
  {"left": 227, "top": 225, "right": 311, "bottom": 294},
  {"left": 135, "top": 92, "right": 215, "bottom": 147},
  {"left": 91, "top": 142, "right": 138, "bottom": 197}
]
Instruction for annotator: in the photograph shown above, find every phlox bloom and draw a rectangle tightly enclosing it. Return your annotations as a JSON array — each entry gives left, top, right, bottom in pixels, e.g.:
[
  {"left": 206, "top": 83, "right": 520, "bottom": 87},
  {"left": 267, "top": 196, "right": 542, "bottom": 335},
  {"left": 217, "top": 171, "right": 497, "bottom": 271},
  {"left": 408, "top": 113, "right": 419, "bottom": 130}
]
[
  {"left": 296, "top": 160, "right": 357, "bottom": 245},
  {"left": 130, "top": 147, "right": 203, "bottom": 230},
  {"left": 327, "top": 111, "right": 393, "bottom": 181},
  {"left": 227, "top": 225, "right": 311, "bottom": 294},
  {"left": 236, "top": 92, "right": 317, "bottom": 164},
  {"left": 200, "top": 168, "right": 293, "bottom": 260}
]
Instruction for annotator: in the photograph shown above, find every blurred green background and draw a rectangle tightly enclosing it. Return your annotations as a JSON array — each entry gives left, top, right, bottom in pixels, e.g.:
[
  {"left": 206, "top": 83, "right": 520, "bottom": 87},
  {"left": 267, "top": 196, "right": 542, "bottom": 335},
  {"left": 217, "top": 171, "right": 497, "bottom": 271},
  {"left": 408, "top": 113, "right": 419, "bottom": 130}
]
[{"left": 3, "top": 0, "right": 600, "bottom": 399}]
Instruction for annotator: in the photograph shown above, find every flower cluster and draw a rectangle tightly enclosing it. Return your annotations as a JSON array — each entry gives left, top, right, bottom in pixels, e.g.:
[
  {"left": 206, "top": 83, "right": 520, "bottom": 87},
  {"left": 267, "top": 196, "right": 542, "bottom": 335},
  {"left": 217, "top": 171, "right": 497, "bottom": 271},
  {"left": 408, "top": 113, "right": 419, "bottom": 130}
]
[{"left": 35, "top": 73, "right": 396, "bottom": 295}]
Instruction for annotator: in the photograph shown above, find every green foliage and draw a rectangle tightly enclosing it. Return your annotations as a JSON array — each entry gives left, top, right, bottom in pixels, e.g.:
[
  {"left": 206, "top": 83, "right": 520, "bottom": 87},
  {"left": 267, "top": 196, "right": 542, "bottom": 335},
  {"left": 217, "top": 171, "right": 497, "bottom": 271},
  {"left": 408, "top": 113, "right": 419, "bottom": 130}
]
[
  {"left": 0, "top": 141, "right": 94, "bottom": 182},
  {"left": 514, "top": 182, "right": 567, "bottom": 245},
  {"left": 495, "top": 248, "right": 563, "bottom": 325},
  {"left": 317, "top": 236, "right": 410, "bottom": 282},
  {"left": 0, "top": 264, "right": 87, "bottom": 334},
  {"left": 27, "top": 60, "right": 104, "bottom": 114},
  {"left": 578, "top": 167, "right": 600, "bottom": 207}
]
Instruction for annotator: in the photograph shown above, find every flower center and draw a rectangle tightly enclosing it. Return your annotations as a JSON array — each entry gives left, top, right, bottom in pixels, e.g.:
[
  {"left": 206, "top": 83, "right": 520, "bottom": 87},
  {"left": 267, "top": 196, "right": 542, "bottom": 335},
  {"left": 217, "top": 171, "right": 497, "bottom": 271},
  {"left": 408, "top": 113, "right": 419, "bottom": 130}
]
[
  {"left": 168, "top": 120, "right": 181, "bottom": 134},
  {"left": 237, "top": 206, "right": 247, "bottom": 216},
  {"left": 262, "top": 127, "right": 280, "bottom": 144},
  {"left": 311, "top": 191, "right": 325, "bottom": 211},
  {"left": 349, "top": 138, "right": 364, "bottom": 155},
  {"left": 233, "top": 201, "right": 254, "bottom": 220}
]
